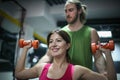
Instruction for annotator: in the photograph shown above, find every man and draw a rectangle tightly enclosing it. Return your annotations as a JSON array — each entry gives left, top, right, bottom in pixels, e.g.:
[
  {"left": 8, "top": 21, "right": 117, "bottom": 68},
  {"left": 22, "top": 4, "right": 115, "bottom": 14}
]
[{"left": 39, "top": 0, "right": 106, "bottom": 73}]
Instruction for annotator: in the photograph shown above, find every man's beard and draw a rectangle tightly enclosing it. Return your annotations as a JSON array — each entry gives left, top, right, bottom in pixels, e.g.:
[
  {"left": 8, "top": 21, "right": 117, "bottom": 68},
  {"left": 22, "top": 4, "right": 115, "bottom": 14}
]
[{"left": 67, "top": 13, "right": 78, "bottom": 24}]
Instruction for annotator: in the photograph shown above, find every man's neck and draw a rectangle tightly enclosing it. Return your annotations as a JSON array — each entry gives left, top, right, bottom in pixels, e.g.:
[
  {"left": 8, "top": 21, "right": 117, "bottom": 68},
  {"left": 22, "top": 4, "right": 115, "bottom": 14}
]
[{"left": 68, "top": 21, "right": 83, "bottom": 31}]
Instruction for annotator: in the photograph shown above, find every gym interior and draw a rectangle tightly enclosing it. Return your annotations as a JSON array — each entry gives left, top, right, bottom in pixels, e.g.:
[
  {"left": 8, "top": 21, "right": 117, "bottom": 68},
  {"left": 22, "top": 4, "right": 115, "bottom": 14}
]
[{"left": 0, "top": 0, "right": 120, "bottom": 80}]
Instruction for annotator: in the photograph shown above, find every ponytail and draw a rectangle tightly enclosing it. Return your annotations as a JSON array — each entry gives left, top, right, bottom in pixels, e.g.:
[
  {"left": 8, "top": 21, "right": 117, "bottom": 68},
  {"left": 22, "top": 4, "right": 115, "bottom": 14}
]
[{"left": 80, "top": 4, "right": 87, "bottom": 24}]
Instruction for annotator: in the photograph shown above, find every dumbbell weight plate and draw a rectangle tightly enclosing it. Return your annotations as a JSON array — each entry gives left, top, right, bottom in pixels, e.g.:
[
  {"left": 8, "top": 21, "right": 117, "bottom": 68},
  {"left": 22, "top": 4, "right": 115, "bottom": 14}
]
[
  {"left": 91, "top": 43, "right": 97, "bottom": 54},
  {"left": 32, "top": 40, "right": 39, "bottom": 49},
  {"left": 19, "top": 39, "right": 24, "bottom": 48},
  {"left": 109, "top": 40, "right": 114, "bottom": 50}
]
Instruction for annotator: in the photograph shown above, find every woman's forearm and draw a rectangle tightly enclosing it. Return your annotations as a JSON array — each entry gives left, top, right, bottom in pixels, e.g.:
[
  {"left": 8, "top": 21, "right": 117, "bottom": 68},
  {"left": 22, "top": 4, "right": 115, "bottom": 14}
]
[
  {"left": 15, "top": 48, "right": 28, "bottom": 77},
  {"left": 94, "top": 50, "right": 106, "bottom": 73},
  {"left": 105, "top": 51, "right": 117, "bottom": 80}
]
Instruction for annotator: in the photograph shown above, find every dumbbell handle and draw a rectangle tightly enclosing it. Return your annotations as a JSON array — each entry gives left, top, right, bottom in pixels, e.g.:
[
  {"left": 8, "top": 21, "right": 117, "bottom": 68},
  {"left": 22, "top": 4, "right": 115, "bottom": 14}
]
[
  {"left": 19, "top": 39, "right": 39, "bottom": 49},
  {"left": 91, "top": 40, "right": 114, "bottom": 54}
]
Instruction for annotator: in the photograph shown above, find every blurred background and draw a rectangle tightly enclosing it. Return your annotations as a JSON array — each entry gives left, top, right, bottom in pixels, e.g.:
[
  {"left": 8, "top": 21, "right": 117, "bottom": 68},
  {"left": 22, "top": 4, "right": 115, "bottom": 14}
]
[{"left": 0, "top": 0, "right": 120, "bottom": 80}]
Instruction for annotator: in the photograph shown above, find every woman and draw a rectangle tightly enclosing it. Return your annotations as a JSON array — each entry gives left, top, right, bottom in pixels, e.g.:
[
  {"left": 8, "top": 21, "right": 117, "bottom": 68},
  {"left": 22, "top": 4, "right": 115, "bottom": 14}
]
[{"left": 15, "top": 30, "right": 116, "bottom": 80}]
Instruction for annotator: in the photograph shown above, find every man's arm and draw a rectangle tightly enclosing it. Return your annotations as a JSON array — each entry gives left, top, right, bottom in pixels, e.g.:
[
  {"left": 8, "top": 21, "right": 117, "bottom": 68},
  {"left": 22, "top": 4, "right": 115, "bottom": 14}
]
[
  {"left": 38, "top": 49, "right": 52, "bottom": 63},
  {"left": 91, "top": 28, "right": 106, "bottom": 73}
]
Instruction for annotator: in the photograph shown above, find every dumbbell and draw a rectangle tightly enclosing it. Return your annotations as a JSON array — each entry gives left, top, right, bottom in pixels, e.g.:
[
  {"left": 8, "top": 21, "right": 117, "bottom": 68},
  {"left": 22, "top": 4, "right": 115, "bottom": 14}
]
[
  {"left": 91, "top": 40, "right": 114, "bottom": 54},
  {"left": 19, "top": 39, "right": 39, "bottom": 49}
]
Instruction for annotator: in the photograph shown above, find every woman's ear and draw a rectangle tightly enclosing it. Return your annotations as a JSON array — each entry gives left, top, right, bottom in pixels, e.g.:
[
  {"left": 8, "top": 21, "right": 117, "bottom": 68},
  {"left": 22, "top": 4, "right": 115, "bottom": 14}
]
[{"left": 67, "top": 43, "right": 70, "bottom": 50}]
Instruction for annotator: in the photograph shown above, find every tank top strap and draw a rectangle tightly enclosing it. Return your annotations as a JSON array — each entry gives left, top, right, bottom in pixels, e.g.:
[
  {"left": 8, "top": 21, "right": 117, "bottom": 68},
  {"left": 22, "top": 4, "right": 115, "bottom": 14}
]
[
  {"left": 60, "top": 64, "right": 74, "bottom": 80},
  {"left": 39, "top": 63, "right": 51, "bottom": 80}
]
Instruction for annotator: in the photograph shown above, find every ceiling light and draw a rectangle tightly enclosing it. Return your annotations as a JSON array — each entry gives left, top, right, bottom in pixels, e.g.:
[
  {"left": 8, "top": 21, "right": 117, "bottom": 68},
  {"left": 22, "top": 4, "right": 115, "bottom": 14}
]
[{"left": 97, "top": 31, "right": 112, "bottom": 38}]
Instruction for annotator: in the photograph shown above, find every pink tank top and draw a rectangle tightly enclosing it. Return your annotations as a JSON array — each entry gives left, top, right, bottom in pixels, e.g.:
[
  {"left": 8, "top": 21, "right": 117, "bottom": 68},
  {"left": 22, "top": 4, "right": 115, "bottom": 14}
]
[{"left": 39, "top": 63, "right": 74, "bottom": 80}]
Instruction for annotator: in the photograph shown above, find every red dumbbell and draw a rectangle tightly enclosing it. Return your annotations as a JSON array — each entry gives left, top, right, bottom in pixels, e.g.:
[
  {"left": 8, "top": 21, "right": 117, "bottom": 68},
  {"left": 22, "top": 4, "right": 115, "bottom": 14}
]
[
  {"left": 19, "top": 39, "right": 39, "bottom": 49},
  {"left": 91, "top": 40, "right": 114, "bottom": 54}
]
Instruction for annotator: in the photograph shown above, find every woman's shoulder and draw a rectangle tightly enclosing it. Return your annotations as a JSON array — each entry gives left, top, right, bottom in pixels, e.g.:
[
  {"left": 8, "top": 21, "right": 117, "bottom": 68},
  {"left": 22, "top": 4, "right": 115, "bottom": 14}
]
[
  {"left": 36, "top": 63, "right": 51, "bottom": 72},
  {"left": 73, "top": 65, "right": 92, "bottom": 79},
  {"left": 73, "top": 65, "right": 85, "bottom": 79},
  {"left": 74, "top": 65, "right": 91, "bottom": 75},
  {"left": 74, "top": 65, "right": 84, "bottom": 71},
  {"left": 35, "top": 63, "right": 50, "bottom": 75},
  {"left": 35, "top": 63, "right": 48, "bottom": 68},
  {"left": 74, "top": 65, "right": 90, "bottom": 71}
]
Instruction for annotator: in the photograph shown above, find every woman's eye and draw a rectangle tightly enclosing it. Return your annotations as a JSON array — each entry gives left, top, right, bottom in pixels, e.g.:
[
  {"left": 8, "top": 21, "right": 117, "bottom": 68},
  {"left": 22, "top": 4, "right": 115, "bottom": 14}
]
[
  {"left": 57, "top": 39, "right": 62, "bottom": 42},
  {"left": 49, "top": 40, "right": 52, "bottom": 43}
]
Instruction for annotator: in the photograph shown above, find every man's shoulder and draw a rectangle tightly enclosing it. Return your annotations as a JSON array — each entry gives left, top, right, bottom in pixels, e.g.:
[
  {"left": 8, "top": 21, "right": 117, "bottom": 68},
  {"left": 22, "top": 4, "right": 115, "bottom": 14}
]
[
  {"left": 85, "top": 25, "right": 97, "bottom": 32},
  {"left": 83, "top": 25, "right": 93, "bottom": 31},
  {"left": 61, "top": 25, "right": 68, "bottom": 30},
  {"left": 84, "top": 25, "right": 92, "bottom": 28},
  {"left": 62, "top": 25, "right": 68, "bottom": 28}
]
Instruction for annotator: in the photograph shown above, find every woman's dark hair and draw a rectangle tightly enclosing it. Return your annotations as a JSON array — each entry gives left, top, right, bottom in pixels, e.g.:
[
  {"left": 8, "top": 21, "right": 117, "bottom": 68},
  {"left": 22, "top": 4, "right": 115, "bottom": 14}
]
[{"left": 47, "top": 29, "right": 71, "bottom": 62}]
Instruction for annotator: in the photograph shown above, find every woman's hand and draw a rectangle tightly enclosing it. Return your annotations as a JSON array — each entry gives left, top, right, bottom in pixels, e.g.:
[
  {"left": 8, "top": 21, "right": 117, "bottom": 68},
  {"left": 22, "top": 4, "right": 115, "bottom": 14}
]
[
  {"left": 98, "top": 41, "right": 111, "bottom": 54},
  {"left": 23, "top": 40, "right": 32, "bottom": 49}
]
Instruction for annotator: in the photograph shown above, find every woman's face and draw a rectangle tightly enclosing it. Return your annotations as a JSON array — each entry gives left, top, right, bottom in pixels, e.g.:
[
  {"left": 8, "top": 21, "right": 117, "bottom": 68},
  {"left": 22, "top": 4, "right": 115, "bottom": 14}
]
[{"left": 48, "top": 33, "right": 70, "bottom": 57}]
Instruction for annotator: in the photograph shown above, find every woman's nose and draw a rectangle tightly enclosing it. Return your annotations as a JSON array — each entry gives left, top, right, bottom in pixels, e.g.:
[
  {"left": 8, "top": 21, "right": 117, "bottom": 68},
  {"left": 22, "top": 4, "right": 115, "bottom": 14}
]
[{"left": 52, "top": 41, "right": 57, "bottom": 47}]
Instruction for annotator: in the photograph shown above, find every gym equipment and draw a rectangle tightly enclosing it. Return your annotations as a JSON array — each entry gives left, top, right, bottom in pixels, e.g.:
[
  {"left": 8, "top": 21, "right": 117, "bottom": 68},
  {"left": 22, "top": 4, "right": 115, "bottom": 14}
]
[
  {"left": 19, "top": 39, "right": 39, "bottom": 49},
  {"left": 91, "top": 40, "right": 114, "bottom": 54}
]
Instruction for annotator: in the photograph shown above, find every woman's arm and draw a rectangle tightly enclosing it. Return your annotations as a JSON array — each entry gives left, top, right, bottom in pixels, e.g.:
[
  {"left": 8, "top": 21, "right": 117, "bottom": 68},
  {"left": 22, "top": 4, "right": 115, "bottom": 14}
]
[
  {"left": 78, "top": 49, "right": 117, "bottom": 80},
  {"left": 15, "top": 41, "right": 41, "bottom": 79},
  {"left": 91, "top": 28, "right": 106, "bottom": 73},
  {"left": 100, "top": 48, "right": 117, "bottom": 80},
  {"left": 74, "top": 65, "right": 107, "bottom": 80}
]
